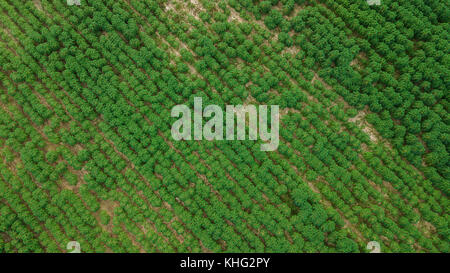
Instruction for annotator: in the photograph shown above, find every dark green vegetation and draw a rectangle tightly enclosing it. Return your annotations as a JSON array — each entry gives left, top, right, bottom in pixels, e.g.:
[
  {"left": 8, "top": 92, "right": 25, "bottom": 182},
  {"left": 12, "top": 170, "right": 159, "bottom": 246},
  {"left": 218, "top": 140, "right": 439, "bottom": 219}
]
[{"left": 0, "top": 0, "right": 448, "bottom": 253}]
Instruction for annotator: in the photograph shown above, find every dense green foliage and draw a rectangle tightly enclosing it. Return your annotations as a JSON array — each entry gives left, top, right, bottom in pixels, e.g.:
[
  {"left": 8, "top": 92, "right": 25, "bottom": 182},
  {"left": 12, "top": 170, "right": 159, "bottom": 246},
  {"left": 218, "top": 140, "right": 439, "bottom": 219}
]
[{"left": 0, "top": 0, "right": 448, "bottom": 253}]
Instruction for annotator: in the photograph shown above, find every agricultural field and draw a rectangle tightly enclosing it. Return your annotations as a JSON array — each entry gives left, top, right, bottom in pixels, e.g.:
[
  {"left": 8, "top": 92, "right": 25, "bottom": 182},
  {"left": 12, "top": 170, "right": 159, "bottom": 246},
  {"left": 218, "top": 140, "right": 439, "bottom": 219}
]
[{"left": 0, "top": 0, "right": 448, "bottom": 253}]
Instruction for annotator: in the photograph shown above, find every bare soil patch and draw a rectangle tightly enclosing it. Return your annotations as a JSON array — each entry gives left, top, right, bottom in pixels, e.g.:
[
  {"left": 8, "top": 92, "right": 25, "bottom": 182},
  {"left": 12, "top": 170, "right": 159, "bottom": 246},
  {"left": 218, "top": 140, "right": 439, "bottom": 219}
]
[{"left": 33, "top": 0, "right": 43, "bottom": 11}]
